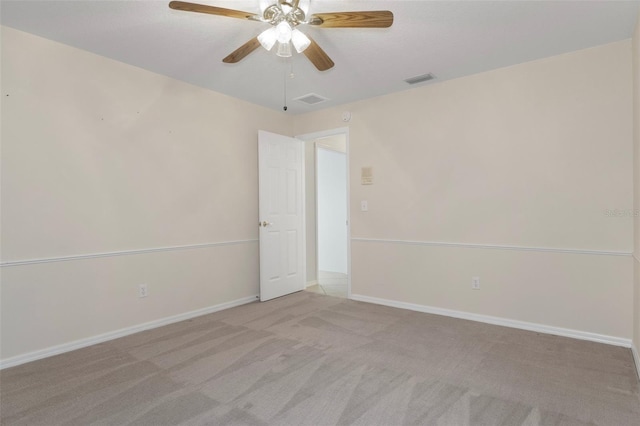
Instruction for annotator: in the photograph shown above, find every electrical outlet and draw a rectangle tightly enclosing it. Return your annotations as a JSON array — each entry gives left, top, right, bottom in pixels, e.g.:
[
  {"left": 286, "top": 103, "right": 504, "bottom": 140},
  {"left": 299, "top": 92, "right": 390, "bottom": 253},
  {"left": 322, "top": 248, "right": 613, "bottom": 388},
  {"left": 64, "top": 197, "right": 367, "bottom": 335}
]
[
  {"left": 472, "top": 277, "right": 480, "bottom": 290},
  {"left": 138, "top": 284, "right": 149, "bottom": 298}
]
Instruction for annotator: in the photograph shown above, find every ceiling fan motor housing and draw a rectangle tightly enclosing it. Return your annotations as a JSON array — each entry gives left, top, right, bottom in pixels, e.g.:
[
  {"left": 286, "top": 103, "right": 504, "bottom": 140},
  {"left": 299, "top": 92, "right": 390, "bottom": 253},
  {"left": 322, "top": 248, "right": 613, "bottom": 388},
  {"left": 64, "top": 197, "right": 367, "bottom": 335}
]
[{"left": 263, "top": 0, "right": 306, "bottom": 26}]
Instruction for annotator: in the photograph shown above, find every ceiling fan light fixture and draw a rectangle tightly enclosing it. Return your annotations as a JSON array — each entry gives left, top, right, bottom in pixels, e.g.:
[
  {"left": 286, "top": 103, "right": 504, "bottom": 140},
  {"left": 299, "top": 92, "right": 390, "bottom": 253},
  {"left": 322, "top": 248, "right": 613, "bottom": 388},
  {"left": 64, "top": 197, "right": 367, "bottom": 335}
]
[
  {"left": 276, "top": 41, "right": 292, "bottom": 57},
  {"left": 276, "top": 21, "right": 293, "bottom": 43},
  {"left": 291, "top": 28, "right": 310, "bottom": 53},
  {"left": 258, "top": 27, "right": 278, "bottom": 50}
]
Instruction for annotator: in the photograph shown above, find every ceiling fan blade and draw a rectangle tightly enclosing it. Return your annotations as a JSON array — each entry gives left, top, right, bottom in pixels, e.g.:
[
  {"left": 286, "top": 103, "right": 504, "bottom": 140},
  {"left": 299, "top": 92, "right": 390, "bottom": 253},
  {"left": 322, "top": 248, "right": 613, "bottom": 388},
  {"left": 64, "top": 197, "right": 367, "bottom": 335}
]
[
  {"left": 222, "top": 37, "right": 261, "bottom": 63},
  {"left": 303, "top": 37, "right": 334, "bottom": 71},
  {"left": 308, "top": 11, "right": 393, "bottom": 28},
  {"left": 169, "top": 1, "right": 258, "bottom": 20}
]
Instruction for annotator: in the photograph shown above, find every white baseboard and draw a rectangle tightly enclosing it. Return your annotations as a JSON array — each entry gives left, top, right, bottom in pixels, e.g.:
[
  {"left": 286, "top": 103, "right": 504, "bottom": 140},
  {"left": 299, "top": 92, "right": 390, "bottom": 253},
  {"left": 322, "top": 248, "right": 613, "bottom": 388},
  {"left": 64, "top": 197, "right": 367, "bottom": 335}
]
[
  {"left": 350, "top": 294, "right": 632, "bottom": 348},
  {"left": 306, "top": 280, "right": 318, "bottom": 288},
  {"left": 632, "top": 344, "right": 640, "bottom": 381},
  {"left": 0, "top": 294, "right": 259, "bottom": 370}
]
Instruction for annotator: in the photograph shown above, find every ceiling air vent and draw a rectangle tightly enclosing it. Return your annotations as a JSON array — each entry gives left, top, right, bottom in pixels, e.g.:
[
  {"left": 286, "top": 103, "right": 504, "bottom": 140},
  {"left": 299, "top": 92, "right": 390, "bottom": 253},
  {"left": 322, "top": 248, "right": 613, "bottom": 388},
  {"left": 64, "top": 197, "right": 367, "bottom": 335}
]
[
  {"left": 294, "top": 93, "right": 329, "bottom": 105},
  {"left": 404, "top": 73, "right": 436, "bottom": 85}
]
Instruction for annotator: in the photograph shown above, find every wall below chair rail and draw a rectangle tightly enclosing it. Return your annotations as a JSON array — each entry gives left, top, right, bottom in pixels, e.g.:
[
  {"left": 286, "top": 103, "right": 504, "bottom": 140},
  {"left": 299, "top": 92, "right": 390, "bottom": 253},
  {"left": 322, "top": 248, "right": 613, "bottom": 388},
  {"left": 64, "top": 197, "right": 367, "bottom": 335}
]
[
  {"left": 352, "top": 240, "right": 633, "bottom": 341},
  {"left": 0, "top": 242, "right": 259, "bottom": 363}
]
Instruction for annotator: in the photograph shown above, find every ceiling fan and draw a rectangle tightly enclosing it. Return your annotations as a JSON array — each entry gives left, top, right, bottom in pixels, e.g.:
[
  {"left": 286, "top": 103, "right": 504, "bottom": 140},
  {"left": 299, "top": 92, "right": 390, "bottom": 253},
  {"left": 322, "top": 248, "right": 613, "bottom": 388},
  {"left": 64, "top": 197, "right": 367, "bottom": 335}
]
[{"left": 168, "top": 0, "right": 393, "bottom": 71}]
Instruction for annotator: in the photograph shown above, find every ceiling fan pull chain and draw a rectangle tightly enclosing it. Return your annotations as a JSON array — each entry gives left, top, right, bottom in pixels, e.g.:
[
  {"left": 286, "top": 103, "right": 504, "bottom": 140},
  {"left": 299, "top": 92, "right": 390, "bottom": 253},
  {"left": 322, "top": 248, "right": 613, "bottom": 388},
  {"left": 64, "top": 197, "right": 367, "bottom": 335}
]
[{"left": 283, "top": 63, "right": 288, "bottom": 111}]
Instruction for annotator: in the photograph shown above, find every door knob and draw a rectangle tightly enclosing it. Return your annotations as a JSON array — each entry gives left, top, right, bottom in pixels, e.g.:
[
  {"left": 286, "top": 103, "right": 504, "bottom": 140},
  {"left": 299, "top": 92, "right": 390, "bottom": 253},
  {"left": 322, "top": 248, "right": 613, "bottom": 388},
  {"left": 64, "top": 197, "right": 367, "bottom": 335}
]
[{"left": 260, "top": 221, "right": 272, "bottom": 227}]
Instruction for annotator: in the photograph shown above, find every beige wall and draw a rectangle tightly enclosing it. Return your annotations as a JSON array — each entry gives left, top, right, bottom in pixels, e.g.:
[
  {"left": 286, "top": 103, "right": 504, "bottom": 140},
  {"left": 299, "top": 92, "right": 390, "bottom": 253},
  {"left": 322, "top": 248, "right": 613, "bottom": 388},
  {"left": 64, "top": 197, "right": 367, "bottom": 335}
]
[
  {"left": 0, "top": 27, "right": 291, "bottom": 360},
  {"left": 295, "top": 41, "right": 634, "bottom": 339},
  {"left": 1, "top": 26, "right": 636, "bottom": 363},
  {"left": 633, "top": 13, "right": 640, "bottom": 355}
]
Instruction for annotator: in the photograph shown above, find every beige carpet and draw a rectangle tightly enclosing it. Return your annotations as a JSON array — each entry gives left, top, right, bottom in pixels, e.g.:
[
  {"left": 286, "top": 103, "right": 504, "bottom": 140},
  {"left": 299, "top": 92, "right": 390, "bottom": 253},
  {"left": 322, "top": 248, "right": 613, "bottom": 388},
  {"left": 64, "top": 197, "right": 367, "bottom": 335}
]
[{"left": 1, "top": 291, "right": 639, "bottom": 425}]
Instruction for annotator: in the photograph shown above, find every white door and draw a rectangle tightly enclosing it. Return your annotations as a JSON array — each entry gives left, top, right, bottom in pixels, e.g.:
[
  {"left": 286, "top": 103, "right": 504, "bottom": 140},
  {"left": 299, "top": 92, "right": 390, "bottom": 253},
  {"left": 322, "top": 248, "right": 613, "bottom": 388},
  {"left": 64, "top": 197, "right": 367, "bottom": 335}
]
[{"left": 258, "top": 130, "right": 305, "bottom": 301}]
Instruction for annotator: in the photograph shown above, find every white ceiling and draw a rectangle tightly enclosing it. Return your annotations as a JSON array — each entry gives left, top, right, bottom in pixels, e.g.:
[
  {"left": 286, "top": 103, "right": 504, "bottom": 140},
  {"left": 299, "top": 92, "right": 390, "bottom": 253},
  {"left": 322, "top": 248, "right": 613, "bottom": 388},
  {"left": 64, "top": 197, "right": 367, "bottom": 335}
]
[{"left": 2, "top": 0, "right": 639, "bottom": 114}]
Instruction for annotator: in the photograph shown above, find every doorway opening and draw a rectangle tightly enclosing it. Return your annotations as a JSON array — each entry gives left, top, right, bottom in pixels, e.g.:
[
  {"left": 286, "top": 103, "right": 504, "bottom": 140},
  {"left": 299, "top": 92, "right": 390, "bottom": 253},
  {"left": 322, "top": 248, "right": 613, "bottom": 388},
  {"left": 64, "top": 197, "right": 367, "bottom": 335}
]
[{"left": 298, "top": 128, "right": 350, "bottom": 299}]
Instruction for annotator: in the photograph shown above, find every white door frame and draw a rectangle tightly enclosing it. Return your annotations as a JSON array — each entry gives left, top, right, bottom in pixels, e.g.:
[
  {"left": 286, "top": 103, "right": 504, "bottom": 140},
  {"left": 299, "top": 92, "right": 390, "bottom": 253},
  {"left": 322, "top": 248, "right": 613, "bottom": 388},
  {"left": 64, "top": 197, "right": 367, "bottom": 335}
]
[{"left": 296, "top": 127, "right": 351, "bottom": 299}]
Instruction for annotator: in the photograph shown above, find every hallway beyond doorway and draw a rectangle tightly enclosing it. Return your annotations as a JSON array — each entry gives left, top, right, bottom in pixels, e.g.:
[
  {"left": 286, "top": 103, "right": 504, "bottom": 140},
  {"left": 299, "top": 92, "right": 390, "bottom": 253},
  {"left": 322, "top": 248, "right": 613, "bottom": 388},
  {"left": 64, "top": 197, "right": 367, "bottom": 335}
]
[{"left": 306, "top": 271, "right": 348, "bottom": 298}]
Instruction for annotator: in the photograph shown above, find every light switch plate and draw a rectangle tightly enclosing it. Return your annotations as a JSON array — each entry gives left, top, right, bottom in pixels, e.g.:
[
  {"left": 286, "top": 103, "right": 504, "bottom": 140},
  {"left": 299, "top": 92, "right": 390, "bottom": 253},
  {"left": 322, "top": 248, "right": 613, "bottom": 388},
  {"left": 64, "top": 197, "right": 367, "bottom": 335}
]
[
  {"left": 361, "top": 167, "right": 373, "bottom": 185},
  {"left": 361, "top": 200, "right": 368, "bottom": 212}
]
